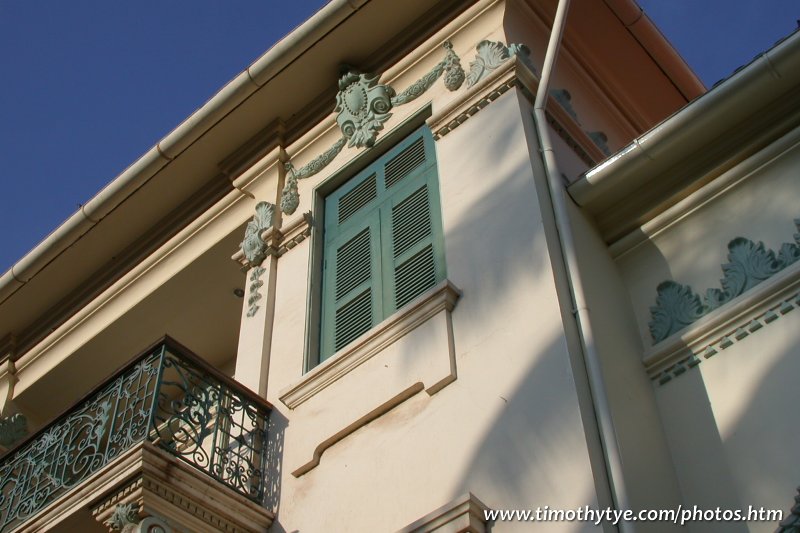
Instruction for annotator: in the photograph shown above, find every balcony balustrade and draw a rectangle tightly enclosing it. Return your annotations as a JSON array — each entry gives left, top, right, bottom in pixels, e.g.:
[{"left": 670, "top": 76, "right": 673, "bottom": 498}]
[{"left": 0, "top": 337, "right": 272, "bottom": 532}]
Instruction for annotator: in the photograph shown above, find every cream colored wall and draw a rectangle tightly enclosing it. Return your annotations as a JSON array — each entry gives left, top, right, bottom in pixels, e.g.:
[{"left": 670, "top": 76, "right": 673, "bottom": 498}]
[
  {"left": 260, "top": 52, "right": 608, "bottom": 528},
  {"left": 618, "top": 129, "right": 800, "bottom": 347},
  {"left": 566, "top": 198, "right": 684, "bottom": 530},
  {"left": 614, "top": 126, "right": 800, "bottom": 532},
  {"left": 6, "top": 158, "right": 282, "bottom": 426},
  {"left": 229, "top": 0, "right": 707, "bottom": 528},
  {"left": 0, "top": 0, "right": 727, "bottom": 531}
]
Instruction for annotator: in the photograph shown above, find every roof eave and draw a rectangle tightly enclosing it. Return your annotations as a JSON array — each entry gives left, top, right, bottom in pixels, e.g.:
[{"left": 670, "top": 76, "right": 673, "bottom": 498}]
[
  {"left": 568, "top": 29, "right": 800, "bottom": 239},
  {"left": 0, "top": 0, "right": 368, "bottom": 306}
]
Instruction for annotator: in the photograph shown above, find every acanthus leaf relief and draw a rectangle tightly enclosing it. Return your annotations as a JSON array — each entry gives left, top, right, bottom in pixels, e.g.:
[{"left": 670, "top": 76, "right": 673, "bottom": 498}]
[{"left": 649, "top": 218, "right": 800, "bottom": 343}]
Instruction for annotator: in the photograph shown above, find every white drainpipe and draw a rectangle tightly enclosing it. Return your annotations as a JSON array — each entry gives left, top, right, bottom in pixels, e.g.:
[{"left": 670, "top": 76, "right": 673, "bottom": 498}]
[{"left": 531, "top": 0, "right": 632, "bottom": 530}]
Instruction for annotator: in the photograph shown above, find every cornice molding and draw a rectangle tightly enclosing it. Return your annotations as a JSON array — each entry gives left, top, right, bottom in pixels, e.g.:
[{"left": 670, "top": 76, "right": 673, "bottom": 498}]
[
  {"left": 428, "top": 52, "right": 520, "bottom": 140},
  {"left": 570, "top": 31, "right": 800, "bottom": 243},
  {"left": 218, "top": 119, "right": 286, "bottom": 181},
  {"left": 14, "top": 184, "right": 250, "bottom": 377},
  {"left": 398, "top": 492, "right": 489, "bottom": 533},
  {"left": 9, "top": 174, "right": 233, "bottom": 365},
  {"left": 610, "top": 124, "right": 800, "bottom": 259},
  {"left": 644, "top": 259, "right": 800, "bottom": 385},
  {"left": 648, "top": 217, "right": 800, "bottom": 343},
  {"left": 90, "top": 442, "right": 273, "bottom": 533}
]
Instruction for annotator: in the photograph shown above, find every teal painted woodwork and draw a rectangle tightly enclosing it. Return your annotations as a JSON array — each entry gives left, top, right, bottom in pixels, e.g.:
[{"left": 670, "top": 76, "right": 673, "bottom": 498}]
[
  {"left": 0, "top": 339, "right": 271, "bottom": 532},
  {"left": 281, "top": 41, "right": 465, "bottom": 215},
  {"left": 318, "top": 127, "right": 445, "bottom": 362}
]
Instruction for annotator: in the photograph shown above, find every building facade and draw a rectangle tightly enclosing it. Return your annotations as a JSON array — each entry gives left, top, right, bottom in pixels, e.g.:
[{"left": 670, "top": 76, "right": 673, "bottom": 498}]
[{"left": 0, "top": 0, "right": 799, "bottom": 531}]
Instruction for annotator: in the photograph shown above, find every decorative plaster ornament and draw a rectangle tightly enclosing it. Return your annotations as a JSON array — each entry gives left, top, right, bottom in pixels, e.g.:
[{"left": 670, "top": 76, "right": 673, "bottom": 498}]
[
  {"left": 391, "top": 41, "right": 465, "bottom": 106},
  {"left": 106, "top": 504, "right": 173, "bottom": 533},
  {"left": 281, "top": 138, "right": 347, "bottom": 215},
  {"left": 0, "top": 412, "right": 27, "bottom": 447},
  {"left": 280, "top": 172, "right": 300, "bottom": 216},
  {"left": 239, "top": 202, "right": 274, "bottom": 319},
  {"left": 280, "top": 41, "right": 465, "bottom": 214},
  {"left": 336, "top": 70, "right": 396, "bottom": 149},
  {"left": 247, "top": 266, "right": 266, "bottom": 318},
  {"left": 106, "top": 503, "right": 139, "bottom": 531},
  {"left": 649, "top": 218, "right": 800, "bottom": 342},
  {"left": 240, "top": 202, "right": 275, "bottom": 266},
  {"left": 550, "top": 88, "right": 577, "bottom": 120},
  {"left": 466, "top": 40, "right": 530, "bottom": 88}
]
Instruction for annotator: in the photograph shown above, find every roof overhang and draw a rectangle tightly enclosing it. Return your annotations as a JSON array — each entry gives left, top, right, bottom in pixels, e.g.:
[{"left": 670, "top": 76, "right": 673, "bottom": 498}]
[{"left": 569, "top": 29, "right": 800, "bottom": 244}]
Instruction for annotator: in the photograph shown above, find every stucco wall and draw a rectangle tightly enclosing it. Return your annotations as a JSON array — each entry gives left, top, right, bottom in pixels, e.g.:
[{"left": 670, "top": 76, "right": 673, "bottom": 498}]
[
  {"left": 614, "top": 125, "right": 800, "bottom": 532},
  {"left": 263, "top": 84, "right": 604, "bottom": 530}
]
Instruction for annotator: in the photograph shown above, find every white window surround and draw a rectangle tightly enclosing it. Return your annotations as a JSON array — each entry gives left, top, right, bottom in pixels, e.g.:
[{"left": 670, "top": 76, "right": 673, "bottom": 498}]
[{"left": 279, "top": 279, "right": 460, "bottom": 409}]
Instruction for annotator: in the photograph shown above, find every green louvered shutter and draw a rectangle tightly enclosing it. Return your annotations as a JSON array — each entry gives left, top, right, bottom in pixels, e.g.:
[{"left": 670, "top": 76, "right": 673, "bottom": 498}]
[
  {"left": 379, "top": 131, "right": 445, "bottom": 315},
  {"left": 321, "top": 172, "right": 383, "bottom": 361},
  {"left": 319, "top": 127, "right": 444, "bottom": 363}
]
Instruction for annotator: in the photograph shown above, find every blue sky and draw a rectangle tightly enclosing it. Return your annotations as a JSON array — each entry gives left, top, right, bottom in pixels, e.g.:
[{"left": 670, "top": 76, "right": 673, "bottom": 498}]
[{"left": 0, "top": 1, "right": 797, "bottom": 272}]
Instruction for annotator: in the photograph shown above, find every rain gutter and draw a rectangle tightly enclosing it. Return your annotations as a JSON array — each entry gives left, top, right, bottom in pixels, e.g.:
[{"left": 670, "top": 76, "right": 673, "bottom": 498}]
[
  {"left": 0, "top": 0, "right": 369, "bottom": 305},
  {"left": 569, "top": 29, "right": 800, "bottom": 211}
]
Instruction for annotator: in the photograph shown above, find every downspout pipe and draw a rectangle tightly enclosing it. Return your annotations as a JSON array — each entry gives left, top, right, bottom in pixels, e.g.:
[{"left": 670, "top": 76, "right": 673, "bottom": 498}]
[{"left": 531, "top": 0, "right": 631, "bottom": 528}]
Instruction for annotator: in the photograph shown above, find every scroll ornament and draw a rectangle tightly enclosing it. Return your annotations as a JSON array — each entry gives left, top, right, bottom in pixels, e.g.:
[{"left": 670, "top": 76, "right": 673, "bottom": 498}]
[
  {"left": 649, "top": 218, "right": 800, "bottom": 343},
  {"left": 240, "top": 201, "right": 275, "bottom": 267},
  {"left": 105, "top": 503, "right": 139, "bottom": 532},
  {"left": 240, "top": 202, "right": 275, "bottom": 319},
  {"left": 281, "top": 41, "right": 465, "bottom": 215},
  {"left": 466, "top": 40, "right": 530, "bottom": 88},
  {"left": 105, "top": 503, "right": 173, "bottom": 533}
]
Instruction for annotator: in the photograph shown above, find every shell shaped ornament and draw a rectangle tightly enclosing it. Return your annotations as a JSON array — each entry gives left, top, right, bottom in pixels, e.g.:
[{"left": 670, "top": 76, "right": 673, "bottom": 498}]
[
  {"left": 240, "top": 201, "right": 274, "bottom": 266},
  {"left": 335, "top": 70, "right": 395, "bottom": 148}
]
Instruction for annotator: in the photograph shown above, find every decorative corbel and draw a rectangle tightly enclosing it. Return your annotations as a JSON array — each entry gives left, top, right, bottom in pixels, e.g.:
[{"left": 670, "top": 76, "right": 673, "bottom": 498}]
[
  {"left": 105, "top": 503, "right": 139, "bottom": 532},
  {"left": 239, "top": 202, "right": 276, "bottom": 318},
  {"left": 104, "top": 503, "right": 173, "bottom": 533},
  {"left": 281, "top": 41, "right": 465, "bottom": 215},
  {"left": 0, "top": 355, "right": 25, "bottom": 450},
  {"left": 240, "top": 201, "right": 275, "bottom": 266},
  {"left": 0, "top": 412, "right": 27, "bottom": 448},
  {"left": 0, "top": 355, "right": 17, "bottom": 416}
]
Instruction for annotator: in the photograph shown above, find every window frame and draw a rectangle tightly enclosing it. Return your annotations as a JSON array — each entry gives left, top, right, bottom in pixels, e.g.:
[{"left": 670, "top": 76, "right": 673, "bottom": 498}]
[{"left": 303, "top": 106, "right": 440, "bottom": 372}]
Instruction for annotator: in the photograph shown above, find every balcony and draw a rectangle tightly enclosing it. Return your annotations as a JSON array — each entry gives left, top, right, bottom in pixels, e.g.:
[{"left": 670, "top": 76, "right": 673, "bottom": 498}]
[{"left": 0, "top": 337, "right": 274, "bottom": 532}]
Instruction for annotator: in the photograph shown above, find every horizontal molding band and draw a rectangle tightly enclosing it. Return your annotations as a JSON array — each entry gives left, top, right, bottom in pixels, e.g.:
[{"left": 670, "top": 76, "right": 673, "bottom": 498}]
[{"left": 644, "top": 260, "right": 800, "bottom": 384}]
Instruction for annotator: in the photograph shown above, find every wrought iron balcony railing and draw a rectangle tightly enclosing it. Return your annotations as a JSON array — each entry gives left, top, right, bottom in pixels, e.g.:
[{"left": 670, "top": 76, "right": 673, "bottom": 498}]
[{"left": 0, "top": 337, "right": 272, "bottom": 532}]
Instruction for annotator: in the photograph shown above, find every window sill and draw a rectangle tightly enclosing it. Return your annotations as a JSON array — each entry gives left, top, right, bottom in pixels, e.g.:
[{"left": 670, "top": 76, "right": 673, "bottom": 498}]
[{"left": 279, "top": 279, "right": 461, "bottom": 410}]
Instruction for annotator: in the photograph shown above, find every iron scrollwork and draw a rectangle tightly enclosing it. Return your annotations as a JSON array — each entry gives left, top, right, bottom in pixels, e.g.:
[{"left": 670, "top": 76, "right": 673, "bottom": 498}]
[{"left": 0, "top": 340, "right": 271, "bottom": 532}]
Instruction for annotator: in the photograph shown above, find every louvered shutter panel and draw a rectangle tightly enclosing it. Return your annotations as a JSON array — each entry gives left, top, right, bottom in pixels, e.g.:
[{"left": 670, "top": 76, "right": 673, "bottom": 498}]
[
  {"left": 379, "top": 129, "right": 446, "bottom": 314},
  {"left": 320, "top": 173, "right": 382, "bottom": 362},
  {"left": 318, "top": 126, "right": 445, "bottom": 364}
]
